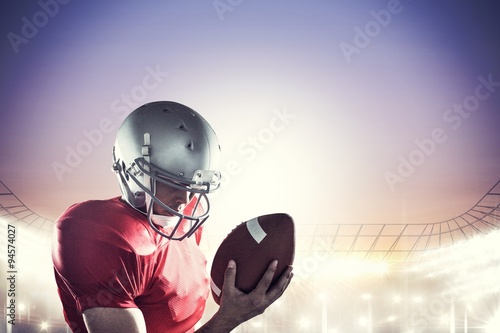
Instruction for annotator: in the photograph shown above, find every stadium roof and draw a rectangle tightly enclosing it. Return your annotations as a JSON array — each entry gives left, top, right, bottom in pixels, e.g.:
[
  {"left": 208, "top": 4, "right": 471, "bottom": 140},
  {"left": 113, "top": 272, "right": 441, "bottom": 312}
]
[{"left": 2, "top": 179, "right": 499, "bottom": 263}]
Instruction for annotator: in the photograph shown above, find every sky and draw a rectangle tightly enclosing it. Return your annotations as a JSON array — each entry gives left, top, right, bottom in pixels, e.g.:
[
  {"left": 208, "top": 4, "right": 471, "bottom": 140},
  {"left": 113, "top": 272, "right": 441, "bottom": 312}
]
[{"left": 0, "top": 0, "right": 499, "bottom": 235}]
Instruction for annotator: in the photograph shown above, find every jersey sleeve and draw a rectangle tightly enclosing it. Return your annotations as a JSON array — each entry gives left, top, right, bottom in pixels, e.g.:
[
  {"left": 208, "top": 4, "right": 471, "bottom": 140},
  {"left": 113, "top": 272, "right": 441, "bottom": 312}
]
[{"left": 52, "top": 214, "right": 143, "bottom": 313}]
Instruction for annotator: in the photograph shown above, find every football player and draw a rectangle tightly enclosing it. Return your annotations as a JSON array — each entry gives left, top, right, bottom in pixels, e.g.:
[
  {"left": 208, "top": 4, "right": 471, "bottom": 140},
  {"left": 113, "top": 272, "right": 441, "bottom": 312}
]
[{"left": 52, "top": 101, "right": 294, "bottom": 333}]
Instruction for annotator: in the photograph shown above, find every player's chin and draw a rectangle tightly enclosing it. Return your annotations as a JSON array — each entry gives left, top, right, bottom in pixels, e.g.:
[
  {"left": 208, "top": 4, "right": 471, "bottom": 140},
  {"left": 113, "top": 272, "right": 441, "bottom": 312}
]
[
  {"left": 153, "top": 209, "right": 175, "bottom": 217},
  {"left": 153, "top": 204, "right": 187, "bottom": 217}
]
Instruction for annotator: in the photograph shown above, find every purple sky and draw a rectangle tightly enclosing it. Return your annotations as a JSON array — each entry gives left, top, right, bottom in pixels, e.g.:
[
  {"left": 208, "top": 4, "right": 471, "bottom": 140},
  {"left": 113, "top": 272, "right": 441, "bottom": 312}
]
[{"left": 1, "top": 0, "right": 499, "bottom": 232}]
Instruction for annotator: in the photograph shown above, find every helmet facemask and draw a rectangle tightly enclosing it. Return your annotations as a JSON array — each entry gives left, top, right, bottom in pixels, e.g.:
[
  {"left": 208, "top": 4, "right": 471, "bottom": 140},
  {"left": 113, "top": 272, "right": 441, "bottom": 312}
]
[{"left": 131, "top": 154, "right": 221, "bottom": 240}]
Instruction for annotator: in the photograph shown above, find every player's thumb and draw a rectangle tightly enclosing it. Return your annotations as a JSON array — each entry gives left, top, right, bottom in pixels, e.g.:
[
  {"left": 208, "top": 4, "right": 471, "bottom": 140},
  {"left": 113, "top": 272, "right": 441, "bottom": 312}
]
[{"left": 223, "top": 259, "right": 237, "bottom": 290}]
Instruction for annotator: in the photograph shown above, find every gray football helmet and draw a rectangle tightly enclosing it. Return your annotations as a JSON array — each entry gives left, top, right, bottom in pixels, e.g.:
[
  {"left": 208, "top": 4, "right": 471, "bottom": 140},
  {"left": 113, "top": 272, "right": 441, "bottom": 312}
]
[{"left": 112, "top": 101, "right": 222, "bottom": 240}]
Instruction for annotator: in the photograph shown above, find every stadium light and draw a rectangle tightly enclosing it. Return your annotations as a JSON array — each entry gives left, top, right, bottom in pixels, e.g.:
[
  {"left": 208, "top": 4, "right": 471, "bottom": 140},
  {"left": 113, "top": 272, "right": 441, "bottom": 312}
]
[
  {"left": 40, "top": 321, "right": 49, "bottom": 331},
  {"left": 485, "top": 311, "right": 500, "bottom": 333}
]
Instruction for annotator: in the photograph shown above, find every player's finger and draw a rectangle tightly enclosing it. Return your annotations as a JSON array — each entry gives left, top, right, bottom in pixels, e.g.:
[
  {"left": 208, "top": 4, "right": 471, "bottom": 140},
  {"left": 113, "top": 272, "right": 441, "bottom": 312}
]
[
  {"left": 267, "top": 265, "right": 293, "bottom": 299},
  {"left": 222, "top": 260, "right": 237, "bottom": 292},
  {"left": 253, "top": 260, "right": 278, "bottom": 294},
  {"left": 279, "top": 267, "right": 294, "bottom": 292}
]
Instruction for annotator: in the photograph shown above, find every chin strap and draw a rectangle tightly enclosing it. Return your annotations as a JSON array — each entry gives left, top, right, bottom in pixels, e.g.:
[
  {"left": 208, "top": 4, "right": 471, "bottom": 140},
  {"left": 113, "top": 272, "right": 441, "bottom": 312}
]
[
  {"left": 151, "top": 213, "right": 179, "bottom": 228},
  {"left": 142, "top": 133, "right": 154, "bottom": 214},
  {"left": 112, "top": 146, "right": 139, "bottom": 207},
  {"left": 142, "top": 133, "right": 152, "bottom": 184}
]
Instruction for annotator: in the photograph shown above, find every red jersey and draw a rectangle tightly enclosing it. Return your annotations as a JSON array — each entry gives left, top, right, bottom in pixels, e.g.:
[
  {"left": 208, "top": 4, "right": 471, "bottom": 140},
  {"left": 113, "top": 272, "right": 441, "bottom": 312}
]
[{"left": 52, "top": 197, "right": 209, "bottom": 333}]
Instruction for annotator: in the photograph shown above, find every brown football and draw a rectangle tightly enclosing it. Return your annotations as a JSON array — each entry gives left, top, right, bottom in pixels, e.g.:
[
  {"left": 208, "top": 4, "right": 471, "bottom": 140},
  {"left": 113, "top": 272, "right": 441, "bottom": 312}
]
[{"left": 210, "top": 213, "right": 295, "bottom": 305}]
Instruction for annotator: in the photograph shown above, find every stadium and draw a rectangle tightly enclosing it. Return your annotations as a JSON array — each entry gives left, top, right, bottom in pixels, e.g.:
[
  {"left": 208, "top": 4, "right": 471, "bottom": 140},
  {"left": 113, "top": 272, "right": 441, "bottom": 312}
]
[
  {"left": 1, "top": 180, "right": 499, "bottom": 332},
  {"left": 1, "top": 1, "right": 499, "bottom": 332}
]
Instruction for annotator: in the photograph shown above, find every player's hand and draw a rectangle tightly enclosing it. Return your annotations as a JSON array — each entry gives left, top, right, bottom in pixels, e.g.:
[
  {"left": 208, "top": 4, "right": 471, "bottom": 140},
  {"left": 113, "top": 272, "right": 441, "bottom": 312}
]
[
  {"left": 195, "top": 260, "right": 293, "bottom": 332},
  {"left": 218, "top": 259, "right": 294, "bottom": 326}
]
